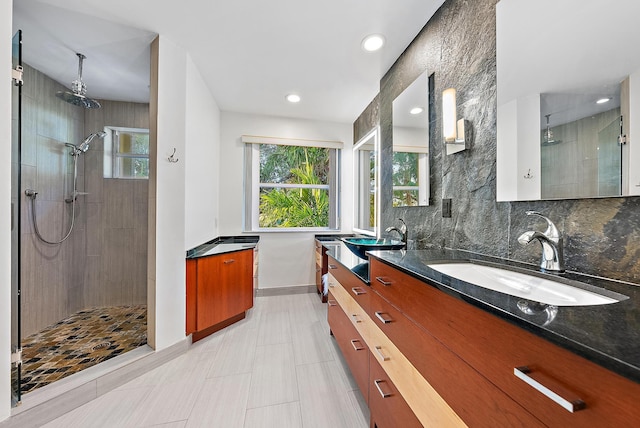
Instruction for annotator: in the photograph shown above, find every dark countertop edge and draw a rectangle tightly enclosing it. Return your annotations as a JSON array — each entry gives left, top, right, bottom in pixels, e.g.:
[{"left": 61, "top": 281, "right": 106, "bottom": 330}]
[
  {"left": 367, "top": 250, "right": 640, "bottom": 384},
  {"left": 186, "top": 236, "right": 260, "bottom": 259},
  {"left": 314, "top": 233, "right": 359, "bottom": 242}
]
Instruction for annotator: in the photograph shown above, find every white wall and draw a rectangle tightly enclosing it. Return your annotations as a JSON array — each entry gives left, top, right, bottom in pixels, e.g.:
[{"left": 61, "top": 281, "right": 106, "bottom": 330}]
[
  {"left": 184, "top": 54, "right": 221, "bottom": 249},
  {"left": 1, "top": 0, "right": 13, "bottom": 420},
  {"left": 151, "top": 37, "right": 221, "bottom": 350},
  {"left": 219, "top": 112, "right": 353, "bottom": 289},
  {"left": 149, "top": 35, "right": 188, "bottom": 350}
]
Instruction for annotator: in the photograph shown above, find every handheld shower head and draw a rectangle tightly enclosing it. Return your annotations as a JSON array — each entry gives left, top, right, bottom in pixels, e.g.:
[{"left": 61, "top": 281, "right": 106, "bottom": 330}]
[{"left": 78, "top": 131, "right": 107, "bottom": 152}]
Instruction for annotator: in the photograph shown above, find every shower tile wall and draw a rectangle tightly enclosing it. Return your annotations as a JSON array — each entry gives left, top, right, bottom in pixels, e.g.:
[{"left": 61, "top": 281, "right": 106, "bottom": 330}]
[
  {"left": 20, "top": 64, "right": 85, "bottom": 338},
  {"left": 20, "top": 64, "right": 149, "bottom": 338},
  {"left": 84, "top": 101, "right": 149, "bottom": 308}
]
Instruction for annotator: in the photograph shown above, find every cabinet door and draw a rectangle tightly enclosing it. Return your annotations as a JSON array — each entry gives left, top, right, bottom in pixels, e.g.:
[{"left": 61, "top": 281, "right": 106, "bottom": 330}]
[
  {"left": 215, "top": 249, "right": 253, "bottom": 324},
  {"left": 327, "top": 290, "right": 369, "bottom": 403},
  {"left": 369, "top": 353, "right": 421, "bottom": 428},
  {"left": 196, "top": 249, "right": 253, "bottom": 331},
  {"left": 196, "top": 255, "right": 219, "bottom": 330},
  {"left": 186, "top": 259, "right": 197, "bottom": 334}
]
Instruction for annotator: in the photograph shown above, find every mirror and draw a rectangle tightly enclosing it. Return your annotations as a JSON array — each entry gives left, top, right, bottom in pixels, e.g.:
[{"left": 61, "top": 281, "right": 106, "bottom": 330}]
[
  {"left": 392, "top": 71, "right": 430, "bottom": 206},
  {"left": 496, "top": 0, "right": 640, "bottom": 201},
  {"left": 353, "top": 128, "right": 379, "bottom": 236}
]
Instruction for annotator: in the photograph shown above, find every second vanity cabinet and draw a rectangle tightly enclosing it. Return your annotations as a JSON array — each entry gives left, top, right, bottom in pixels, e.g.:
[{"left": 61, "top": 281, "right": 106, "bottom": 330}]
[{"left": 186, "top": 248, "right": 254, "bottom": 340}]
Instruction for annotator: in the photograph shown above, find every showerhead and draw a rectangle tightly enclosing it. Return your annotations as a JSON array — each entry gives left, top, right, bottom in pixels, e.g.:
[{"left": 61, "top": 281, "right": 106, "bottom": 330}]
[
  {"left": 55, "top": 53, "right": 101, "bottom": 109},
  {"left": 78, "top": 131, "right": 107, "bottom": 152}
]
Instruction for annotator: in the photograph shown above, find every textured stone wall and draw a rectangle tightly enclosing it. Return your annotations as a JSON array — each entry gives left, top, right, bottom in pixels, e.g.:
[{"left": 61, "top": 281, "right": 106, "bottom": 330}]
[{"left": 355, "top": 0, "right": 640, "bottom": 283}]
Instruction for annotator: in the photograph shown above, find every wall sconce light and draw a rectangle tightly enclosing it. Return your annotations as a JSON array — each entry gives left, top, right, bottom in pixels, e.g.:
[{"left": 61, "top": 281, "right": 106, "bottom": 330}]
[{"left": 442, "top": 88, "right": 469, "bottom": 155}]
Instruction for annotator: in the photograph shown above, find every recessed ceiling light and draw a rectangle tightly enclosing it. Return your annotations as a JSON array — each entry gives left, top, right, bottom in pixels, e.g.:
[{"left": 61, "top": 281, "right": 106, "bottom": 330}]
[
  {"left": 596, "top": 97, "right": 611, "bottom": 104},
  {"left": 361, "top": 34, "right": 385, "bottom": 52},
  {"left": 286, "top": 94, "right": 301, "bottom": 103},
  {"left": 410, "top": 107, "right": 424, "bottom": 115}
]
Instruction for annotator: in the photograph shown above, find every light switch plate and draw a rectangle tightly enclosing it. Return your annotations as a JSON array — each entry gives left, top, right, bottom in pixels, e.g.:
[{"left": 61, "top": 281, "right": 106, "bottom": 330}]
[{"left": 442, "top": 199, "right": 452, "bottom": 218}]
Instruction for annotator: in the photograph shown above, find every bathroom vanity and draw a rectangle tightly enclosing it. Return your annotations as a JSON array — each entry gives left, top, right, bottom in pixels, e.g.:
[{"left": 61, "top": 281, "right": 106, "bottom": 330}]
[
  {"left": 324, "top": 242, "right": 640, "bottom": 427},
  {"left": 185, "top": 236, "right": 259, "bottom": 341}
]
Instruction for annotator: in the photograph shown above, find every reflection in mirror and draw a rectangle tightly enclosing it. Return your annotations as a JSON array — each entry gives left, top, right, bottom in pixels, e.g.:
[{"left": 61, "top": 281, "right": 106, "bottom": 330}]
[
  {"left": 353, "top": 128, "right": 379, "bottom": 236},
  {"left": 540, "top": 91, "right": 622, "bottom": 199},
  {"left": 392, "top": 71, "right": 429, "bottom": 206},
  {"left": 496, "top": 0, "right": 640, "bottom": 201}
]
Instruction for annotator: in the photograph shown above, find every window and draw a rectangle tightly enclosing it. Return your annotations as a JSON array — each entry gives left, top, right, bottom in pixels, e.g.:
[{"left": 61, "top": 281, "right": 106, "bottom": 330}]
[
  {"left": 243, "top": 135, "right": 342, "bottom": 231},
  {"left": 103, "top": 126, "right": 150, "bottom": 179},
  {"left": 353, "top": 128, "right": 378, "bottom": 236}
]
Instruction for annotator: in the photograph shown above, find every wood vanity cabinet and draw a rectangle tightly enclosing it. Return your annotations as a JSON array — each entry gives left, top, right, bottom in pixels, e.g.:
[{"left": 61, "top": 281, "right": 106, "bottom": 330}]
[
  {"left": 327, "top": 290, "right": 369, "bottom": 404},
  {"left": 186, "top": 248, "right": 254, "bottom": 339},
  {"left": 369, "top": 257, "right": 640, "bottom": 427}
]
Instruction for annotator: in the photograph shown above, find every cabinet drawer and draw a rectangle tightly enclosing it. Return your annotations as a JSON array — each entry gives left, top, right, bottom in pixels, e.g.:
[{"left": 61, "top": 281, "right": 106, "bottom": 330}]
[
  {"left": 367, "top": 289, "right": 544, "bottom": 427},
  {"left": 327, "top": 256, "right": 369, "bottom": 312},
  {"left": 370, "top": 258, "right": 640, "bottom": 426},
  {"left": 315, "top": 250, "right": 322, "bottom": 267},
  {"left": 327, "top": 290, "right": 369, "bottom": 403},
  {"left": 369, "top": 353, "right": 421, "bottom": 428}
]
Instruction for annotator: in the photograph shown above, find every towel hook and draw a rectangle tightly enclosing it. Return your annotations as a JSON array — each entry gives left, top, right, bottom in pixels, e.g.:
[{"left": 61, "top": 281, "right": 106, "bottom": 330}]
[
  {"left": 168, "top": 148, "right": 179, "bottom": 163},
  {"left": 524, "top": 169, "right": 533, "bottom": 179}
]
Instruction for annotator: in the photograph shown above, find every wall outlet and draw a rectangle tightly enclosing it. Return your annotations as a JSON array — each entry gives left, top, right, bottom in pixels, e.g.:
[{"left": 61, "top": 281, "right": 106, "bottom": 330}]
[{"left": 442, "top": 198, "right": 452, "bottom": 218}]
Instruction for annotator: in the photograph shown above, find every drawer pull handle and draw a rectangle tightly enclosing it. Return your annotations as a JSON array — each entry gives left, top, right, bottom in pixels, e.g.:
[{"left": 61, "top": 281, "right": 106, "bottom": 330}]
[
  {"left": 351, "top": 287, "right": 366, "bottom": 296},
  {"left": 328, "top": 264, "right": 338, "bottom": 270},
  {"left": 351, "top": 314, "right": 362, "bottom": 324},
  {"left": 327, "top": 300, "right": 337, "bottom": 307},
  {"left": 375, "top": 311, "right": 393, "bottom": 324},
  {"left": 514, "top": 366, "right": 586, "bottom": 413},
  {"left": 350, "top": 339, "right": 366, "bottom": 351},
  {"left": 374, "top": 379, "right": 393, "bottom": 398},
  {"left": 223, "top": 259, "right": 235, "bottom": 264},
  {"left": 375, "top": 276, "right": 392, "bottom": 286},
  {"left": 316, "top": 268, "right": 321, "bottom": 272},
  {"left": 374, "top": 345, "right": 390, "bottom": 361}
]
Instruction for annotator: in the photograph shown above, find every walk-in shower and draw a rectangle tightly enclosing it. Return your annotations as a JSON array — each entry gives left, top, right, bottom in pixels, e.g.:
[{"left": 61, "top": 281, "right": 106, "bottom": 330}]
[
  {"left": 12, "top": 55, "right": 149, "bottom": 402},
  {"left": 25, "top": 131, "right": 106, "bottom": 245}
]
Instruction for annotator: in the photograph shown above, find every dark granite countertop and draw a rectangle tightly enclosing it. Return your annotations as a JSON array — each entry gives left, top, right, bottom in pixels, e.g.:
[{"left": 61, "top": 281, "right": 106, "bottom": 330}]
[
  {"left": 186, "top": 236, "right": 259, "bottom": 259},
  {"left": 363, "top": 248, "right": 640, "bottom": 384}
]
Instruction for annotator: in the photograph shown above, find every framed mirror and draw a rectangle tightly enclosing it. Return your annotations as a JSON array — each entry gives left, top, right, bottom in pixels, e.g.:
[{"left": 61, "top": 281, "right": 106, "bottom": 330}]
[
  {"left": 496, "top": 0, "right": 640, "bottom": 201},
  {"left": 392, "top": 71, "right": 430, "bottom": 206},
  {"left": 353, "top": 128, "right": 379, "bottom": 236}
]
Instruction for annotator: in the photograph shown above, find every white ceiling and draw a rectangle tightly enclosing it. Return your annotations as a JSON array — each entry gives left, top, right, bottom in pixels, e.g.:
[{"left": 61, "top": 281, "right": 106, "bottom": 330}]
[{"left": 13, "top": 0, "right": 446, "bottom": 124}]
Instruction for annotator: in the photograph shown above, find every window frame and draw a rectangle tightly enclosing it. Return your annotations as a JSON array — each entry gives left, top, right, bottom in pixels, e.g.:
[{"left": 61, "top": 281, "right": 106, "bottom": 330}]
[
  {"left": 243, "top": 135, "right": 342, "bottom": 232},
  {"left": 103, "top": 126, "right": 150, "bottom": 179}
]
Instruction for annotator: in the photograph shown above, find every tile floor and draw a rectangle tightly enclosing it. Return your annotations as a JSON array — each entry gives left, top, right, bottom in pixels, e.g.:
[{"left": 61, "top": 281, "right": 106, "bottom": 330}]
[
  {"left": 15, "top": 305, "right": 147, "bottom": 394},
  {"left": 42, "top": 293, "right": 369, "bottom": 428}
]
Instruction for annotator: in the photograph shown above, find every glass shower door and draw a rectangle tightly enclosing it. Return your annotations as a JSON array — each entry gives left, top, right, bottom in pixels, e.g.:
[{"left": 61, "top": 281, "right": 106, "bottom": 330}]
[{"left": 11, "top": 29, "right": 23, "bottom": 405}]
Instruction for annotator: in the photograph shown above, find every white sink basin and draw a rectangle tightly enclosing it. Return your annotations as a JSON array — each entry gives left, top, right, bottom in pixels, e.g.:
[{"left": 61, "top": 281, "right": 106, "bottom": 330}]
[{"left": 427, "top": 262, "right": 627, "bottom": 307}]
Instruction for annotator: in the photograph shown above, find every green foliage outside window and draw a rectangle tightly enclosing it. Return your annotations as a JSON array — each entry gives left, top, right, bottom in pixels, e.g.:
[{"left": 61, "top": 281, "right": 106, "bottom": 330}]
[{"left": 259, "top": 145, "right": 331, "bottom": 228}]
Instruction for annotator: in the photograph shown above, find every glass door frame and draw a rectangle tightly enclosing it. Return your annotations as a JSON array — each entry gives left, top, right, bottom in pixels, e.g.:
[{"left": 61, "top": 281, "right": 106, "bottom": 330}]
[{"left": 11, "top": 28, "right": 23, "bottom": 406}]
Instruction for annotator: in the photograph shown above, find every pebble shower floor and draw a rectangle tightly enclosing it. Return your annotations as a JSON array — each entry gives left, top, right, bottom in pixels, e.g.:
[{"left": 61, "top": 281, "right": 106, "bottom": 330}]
[{"left": 13, "top": 305, "right": 147, "bottom": 394}]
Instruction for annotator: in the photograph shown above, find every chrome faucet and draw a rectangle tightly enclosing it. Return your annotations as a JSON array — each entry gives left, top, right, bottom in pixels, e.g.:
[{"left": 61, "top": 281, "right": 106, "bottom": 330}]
[
  {"left": 517, "top": 211, "right": 564, "bottom": 272},
  {"left": 385, "top": 218, "right": 408, "bottom": 247}
]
